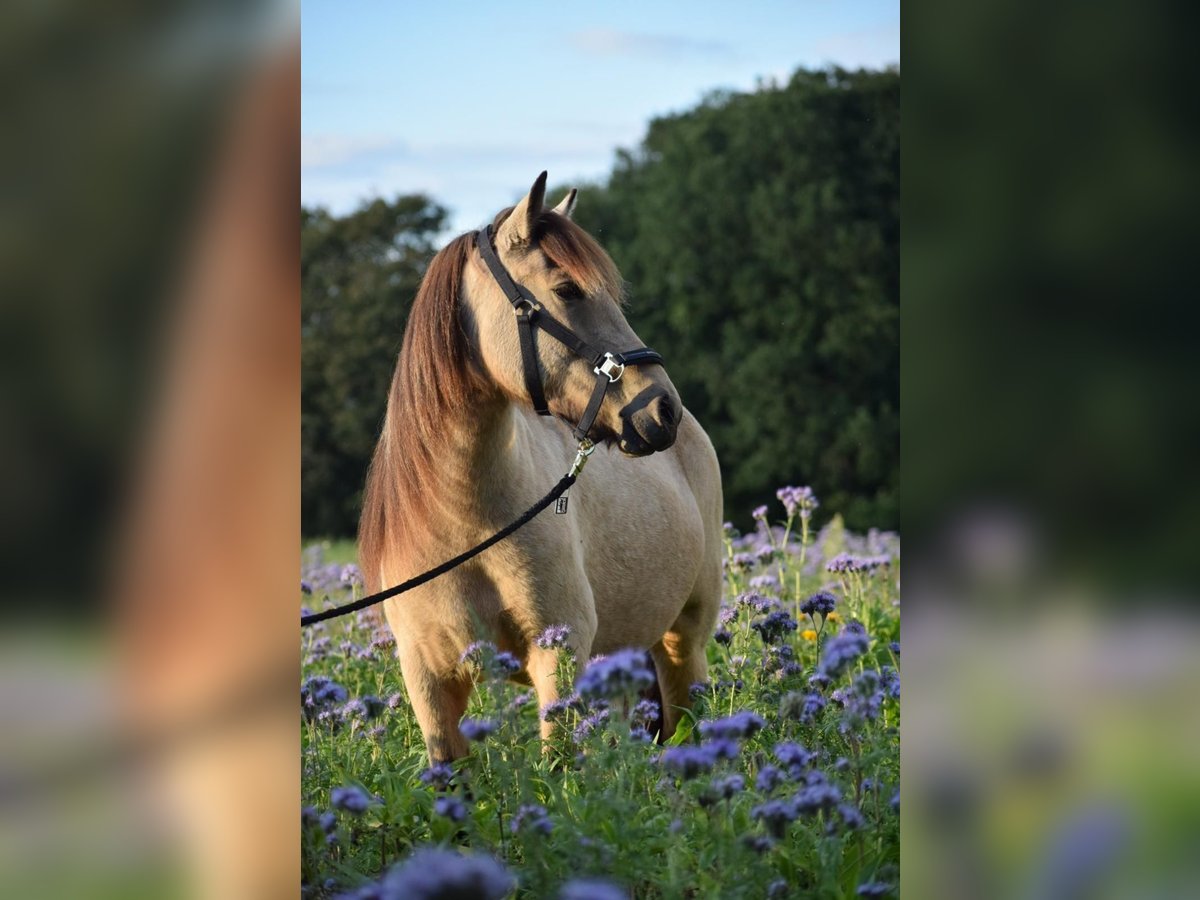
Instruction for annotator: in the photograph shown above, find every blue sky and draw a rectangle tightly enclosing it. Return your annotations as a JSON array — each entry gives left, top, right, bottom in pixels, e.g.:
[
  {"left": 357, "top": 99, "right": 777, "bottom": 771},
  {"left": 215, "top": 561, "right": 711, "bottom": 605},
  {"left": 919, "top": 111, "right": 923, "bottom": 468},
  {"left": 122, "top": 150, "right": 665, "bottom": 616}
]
[{"left": 302, "top": 1, "right": 899, "bottom": 235}]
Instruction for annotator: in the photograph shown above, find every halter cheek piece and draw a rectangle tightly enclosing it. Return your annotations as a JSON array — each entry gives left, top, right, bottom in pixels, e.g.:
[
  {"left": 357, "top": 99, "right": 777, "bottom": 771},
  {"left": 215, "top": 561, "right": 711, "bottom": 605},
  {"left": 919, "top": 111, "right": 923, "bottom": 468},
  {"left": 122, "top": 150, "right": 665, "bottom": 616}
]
[{"left": 475, "top": 225, "right": 664, "bottom": 447}]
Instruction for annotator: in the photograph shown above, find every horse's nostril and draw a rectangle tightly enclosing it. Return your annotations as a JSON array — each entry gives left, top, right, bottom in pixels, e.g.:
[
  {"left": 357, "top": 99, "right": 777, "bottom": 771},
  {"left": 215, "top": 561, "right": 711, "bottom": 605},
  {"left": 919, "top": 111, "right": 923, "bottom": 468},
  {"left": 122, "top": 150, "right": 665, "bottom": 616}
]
[{"left": 656, "top": 395, "right": 676, "bottom": 428}]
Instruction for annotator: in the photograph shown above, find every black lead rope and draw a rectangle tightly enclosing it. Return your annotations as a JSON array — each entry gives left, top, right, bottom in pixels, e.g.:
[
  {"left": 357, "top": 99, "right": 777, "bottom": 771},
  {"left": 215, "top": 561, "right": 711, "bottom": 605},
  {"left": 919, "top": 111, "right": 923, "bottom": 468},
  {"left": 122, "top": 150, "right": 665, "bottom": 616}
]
[
  {"left": 301, "top": 473, "right": 577, "bottom": 627},
  {"left": 300, "top": 226, "right": 664, "bottom": 628}
]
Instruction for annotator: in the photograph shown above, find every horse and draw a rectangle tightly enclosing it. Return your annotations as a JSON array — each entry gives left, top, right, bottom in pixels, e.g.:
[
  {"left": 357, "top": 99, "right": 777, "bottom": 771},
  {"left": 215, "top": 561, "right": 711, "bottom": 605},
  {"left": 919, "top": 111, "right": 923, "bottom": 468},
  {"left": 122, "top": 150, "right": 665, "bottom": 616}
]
[{"left": 358, "top": 172, "right": 723, "bottom": 763}]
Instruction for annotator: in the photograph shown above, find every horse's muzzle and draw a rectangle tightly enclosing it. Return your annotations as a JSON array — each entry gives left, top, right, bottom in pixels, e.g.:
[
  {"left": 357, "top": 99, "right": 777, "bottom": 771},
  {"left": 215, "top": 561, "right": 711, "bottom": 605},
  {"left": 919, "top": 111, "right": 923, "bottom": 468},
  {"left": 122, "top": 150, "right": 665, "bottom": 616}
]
[{"left": 618, "top": 390, "right": 680, "bottom": 456}]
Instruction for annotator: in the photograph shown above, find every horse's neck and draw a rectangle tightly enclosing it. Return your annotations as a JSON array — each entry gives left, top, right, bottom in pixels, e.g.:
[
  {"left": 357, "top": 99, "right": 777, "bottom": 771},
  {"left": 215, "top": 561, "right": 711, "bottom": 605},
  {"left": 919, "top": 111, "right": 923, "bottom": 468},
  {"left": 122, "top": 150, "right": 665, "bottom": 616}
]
[{"left": 425, "top": 397, "right": 541, "bottom": 532}]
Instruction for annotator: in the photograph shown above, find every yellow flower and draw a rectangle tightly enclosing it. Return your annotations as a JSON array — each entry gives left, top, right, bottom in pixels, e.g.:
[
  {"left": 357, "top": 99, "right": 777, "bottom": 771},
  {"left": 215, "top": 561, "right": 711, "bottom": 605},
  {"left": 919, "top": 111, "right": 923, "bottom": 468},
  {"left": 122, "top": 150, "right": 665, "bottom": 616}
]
[
  {"left": 801, "top": 629, "right": 818, "bottom": 641},
  {"left": 826, "top": 611, "right": 841, "bottom": 622}
]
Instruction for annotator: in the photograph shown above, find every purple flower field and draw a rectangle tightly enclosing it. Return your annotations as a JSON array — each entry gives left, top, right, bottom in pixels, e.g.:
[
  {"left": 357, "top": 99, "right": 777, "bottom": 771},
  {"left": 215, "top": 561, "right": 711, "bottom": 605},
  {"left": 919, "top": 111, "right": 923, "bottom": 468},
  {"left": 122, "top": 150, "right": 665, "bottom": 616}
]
[{"left": 301, "top": 489, "right": 899, "bottom": 898}]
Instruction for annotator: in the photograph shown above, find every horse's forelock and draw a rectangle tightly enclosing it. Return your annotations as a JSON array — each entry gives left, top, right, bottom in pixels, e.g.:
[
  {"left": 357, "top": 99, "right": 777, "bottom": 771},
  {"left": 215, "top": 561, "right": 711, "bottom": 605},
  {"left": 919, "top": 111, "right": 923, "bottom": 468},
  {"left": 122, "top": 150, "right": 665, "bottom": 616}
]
[
  {"left": 535, "top": 212, "right": 627, "bottom": 305},
  {"left": 491, "top": 206, "right": 626, "bottom": 305}
]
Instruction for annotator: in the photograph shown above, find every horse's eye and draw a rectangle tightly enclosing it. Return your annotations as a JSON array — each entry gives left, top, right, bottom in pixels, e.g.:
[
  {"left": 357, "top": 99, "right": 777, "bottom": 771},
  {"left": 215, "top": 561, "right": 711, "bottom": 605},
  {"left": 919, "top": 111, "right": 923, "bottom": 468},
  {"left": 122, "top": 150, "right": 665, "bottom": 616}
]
[{"left": 553, "top": 282, "right": 584, "bottom": 302}]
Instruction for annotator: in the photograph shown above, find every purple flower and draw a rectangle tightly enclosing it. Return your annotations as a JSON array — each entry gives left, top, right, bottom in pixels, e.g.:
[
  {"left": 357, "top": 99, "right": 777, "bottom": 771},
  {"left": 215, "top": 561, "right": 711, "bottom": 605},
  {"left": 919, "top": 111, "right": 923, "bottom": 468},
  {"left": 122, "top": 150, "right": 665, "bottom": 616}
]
[
  {"left": 574, "top": 708, "right": 611, "bottom": 741},
  {"left": 880, "top": 666, "right": 900, "bottom": 699},
  {"left": 826, "top": 553, "right": 890, "bottom": 574},
  {"left": 751, "top": 610, "right": 799, "bottom": 644},
  {"left": 699, "top": 711, "right": 765, "bottom": 740},
  {"left": 793, "top": 782, "right": 842, "bottom": 815},
  {"left": 774, "top": 742, "right": 817, "bottom": 773},
  {"left": 713, "top": 628, "right": 733, "bottom": 646},
  {"left": 316, "top": 707, "right": 344, "bottom": 731},
  {"left": 705, "top": 737, "right": 741, "bottom": 761},
  {"left": 510, "top": 803, "right": 552, "bottom": 836},
  {"left": 339, "top": 564, "right": 364, "bottom": 587},
  {"left": 726, "top": 552, "right": 757, "bottom": 572},
  {"left": 371, "top": 847, "right": 514, "bottom": 900},
  {"left": 780, "top": 690, "right": 820, "bottom": 722},
  {"left": 576, "top": 649, "right": 655, "bottom": 699},
  {"left": 717, "top": 604, "right": 738, "bottom": 626},
  {"left": 889, "top": 640, "right": 900, "bottom": 655},
  {"left": 736, "top": 591, "right": 778, "bottom": 614},
  {"left": 661, "top": 745, "right": 720, "bottom": 779},
  {"left": 300, "top": 580, "right": 313, "bottom": 595},
  {"left": 776, "top": 485, "right": 818, "bottom": 519},
  {"left": 756, "top": 765, "right": 786, "bottom": 793},
  {"left": 535, "top": 624, "right": 573, "bottom": 649},
  {"left": 489, "top": 652, "right": 522, "bottom": 678},
  {"left": 856, "top": 882, "right": 894, "bottom": 898},
  {"left": 302, "top": 676, "right": 348, "bottom": 713},
  {"left": 752, "top": 504, "right": 769, "bottom": 521},
  {"left": 419, "top": 763, "right": 455, "bottom": 789},
  {"left": 319, "top": 811, "right": 337, "bottom": 834},
  {"left": 703, "top": 774, "right": 745, "bottom": 803},
  {"left": 540, "top": 694, "right": 583, "bottom": 721},
  {"left": 818, "top": 630, "right": 871, "bottom": 680},
  {"left": 342, "top": 695, "right": 385, "bottom": 721},
  {"left": 749, "top": 574, "right": 780, "bottom": 591},
  {"left": 460, "top": 718, "right": 498, "bottom": 742},
  {"left": 838, "top": 803, "right": 866, "bottom": 830},
  {"left": 800, "top": 591, "right": 838, "bottom": 617},
  {"left": 331, "top": 785, "right": 373, "bottom": 815},
  {"left": 434, "top": 796, "right": 468, "bottom": 823},
  {"left": 387, "top": 692, "right": 405, "bottom": 710},
  {"left": 752, "top": 798, "right": 798, "bottom": 837},
  {"left": 840, "top": 670, "right": 885, "bottom": 733},
  {"left": 764, "top": 644, "right": 802, "bottom": 679},
  {"left": 632, "top": 699, "right": 661, "bottom": 729},
  {"left": 507, "top": 692, "right": 533, "bottom": 712},
  {"left": 559, "top": 879, "right": 626, "bottom": 900},
  {"left": 460, "top": 640, "right": 498, "bottom": 665}
]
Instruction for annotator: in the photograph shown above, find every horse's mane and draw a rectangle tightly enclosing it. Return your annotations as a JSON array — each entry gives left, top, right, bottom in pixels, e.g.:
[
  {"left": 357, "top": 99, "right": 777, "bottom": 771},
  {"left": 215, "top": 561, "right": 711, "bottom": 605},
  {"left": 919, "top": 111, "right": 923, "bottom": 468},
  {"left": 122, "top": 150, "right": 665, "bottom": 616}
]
[{"left": 358, "top": 210, "right": 625, "bottom": 588}]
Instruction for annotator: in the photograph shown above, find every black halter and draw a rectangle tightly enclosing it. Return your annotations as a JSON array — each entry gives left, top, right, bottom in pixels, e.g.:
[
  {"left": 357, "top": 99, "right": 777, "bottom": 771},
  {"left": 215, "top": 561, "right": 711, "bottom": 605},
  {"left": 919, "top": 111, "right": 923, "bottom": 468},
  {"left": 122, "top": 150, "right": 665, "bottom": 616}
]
[{"left": 475, "top": 225, "right": 664, "bottom": 444}]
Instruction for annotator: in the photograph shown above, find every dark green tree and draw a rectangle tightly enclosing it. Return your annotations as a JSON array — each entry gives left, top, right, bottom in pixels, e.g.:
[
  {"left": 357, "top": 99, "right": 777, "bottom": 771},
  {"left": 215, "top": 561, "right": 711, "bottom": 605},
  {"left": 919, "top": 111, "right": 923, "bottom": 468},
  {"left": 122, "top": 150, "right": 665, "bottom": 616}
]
[
  {"left": 301, "top": 196, "right": 447, "bottom": 536},
  {"left": 565, "top": 67, "right": 899, "bottom": 530}
]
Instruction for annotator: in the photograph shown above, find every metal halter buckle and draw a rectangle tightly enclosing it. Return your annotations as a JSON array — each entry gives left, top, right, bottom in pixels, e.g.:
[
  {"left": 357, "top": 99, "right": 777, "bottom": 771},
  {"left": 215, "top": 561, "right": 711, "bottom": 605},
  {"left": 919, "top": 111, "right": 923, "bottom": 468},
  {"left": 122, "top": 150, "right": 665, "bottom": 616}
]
[
  {"left": 513, "top": 296, "right": 541, "bottom": 316},
  {"left": 594, "top": 352, "right": 625, "bottom": 383}
]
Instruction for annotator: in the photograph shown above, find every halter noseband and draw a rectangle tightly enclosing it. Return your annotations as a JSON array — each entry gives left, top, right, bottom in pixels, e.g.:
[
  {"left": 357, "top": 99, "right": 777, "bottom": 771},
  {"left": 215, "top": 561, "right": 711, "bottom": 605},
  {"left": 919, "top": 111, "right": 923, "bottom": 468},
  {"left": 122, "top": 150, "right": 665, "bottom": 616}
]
[{"left": 475, "top": 225, "right": 665, "bottom": 445}]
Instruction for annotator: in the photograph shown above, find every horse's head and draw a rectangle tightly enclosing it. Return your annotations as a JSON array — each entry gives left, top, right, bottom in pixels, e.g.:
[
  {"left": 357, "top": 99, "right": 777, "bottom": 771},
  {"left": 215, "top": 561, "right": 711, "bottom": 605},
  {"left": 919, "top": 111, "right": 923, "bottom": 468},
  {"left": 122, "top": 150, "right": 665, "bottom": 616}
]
[{"left": 463, "top": 172, "right": 681, "bottom": 456}]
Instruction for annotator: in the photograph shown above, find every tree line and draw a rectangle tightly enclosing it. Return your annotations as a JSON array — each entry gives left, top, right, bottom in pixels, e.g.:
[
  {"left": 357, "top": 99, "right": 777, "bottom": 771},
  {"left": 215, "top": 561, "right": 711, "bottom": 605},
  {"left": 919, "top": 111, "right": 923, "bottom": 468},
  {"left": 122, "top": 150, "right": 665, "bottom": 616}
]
[{"left": 302, "top": 67, "right": 898, "bottom": 537}]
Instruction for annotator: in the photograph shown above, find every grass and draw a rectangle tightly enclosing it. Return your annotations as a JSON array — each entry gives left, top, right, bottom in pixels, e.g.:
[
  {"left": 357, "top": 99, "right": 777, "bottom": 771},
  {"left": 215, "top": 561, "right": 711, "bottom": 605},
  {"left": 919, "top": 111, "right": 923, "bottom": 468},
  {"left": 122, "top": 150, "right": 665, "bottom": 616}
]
[{"left": 301, "top": 495, "right": 899, "bottom": 899}]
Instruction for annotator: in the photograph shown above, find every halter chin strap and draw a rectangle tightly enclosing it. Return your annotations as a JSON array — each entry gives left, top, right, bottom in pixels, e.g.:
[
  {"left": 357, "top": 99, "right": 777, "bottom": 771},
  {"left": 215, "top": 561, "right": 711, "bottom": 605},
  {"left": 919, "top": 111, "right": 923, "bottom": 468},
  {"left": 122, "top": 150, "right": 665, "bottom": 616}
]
[{"left": 475, "top": 225, "right": 664, "bottom": 443}]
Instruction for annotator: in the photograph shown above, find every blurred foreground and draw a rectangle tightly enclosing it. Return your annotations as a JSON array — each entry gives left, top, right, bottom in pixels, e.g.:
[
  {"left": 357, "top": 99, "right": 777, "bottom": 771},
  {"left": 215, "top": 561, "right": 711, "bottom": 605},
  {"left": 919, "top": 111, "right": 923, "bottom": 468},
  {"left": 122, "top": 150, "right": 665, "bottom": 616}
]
[
  {"left": 1, "top": 2, "right": 298, "bottom": 898},
  {"left": 904, "top": 0, "right": 1200, "bottom": 896}
]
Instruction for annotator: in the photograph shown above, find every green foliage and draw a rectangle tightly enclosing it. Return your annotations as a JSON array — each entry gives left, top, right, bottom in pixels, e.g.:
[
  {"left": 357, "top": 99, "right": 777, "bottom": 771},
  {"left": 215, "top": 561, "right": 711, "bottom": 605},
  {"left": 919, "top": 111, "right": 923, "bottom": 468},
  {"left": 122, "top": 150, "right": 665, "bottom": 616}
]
[
  {"left": 564, "top": 67, "right": 899, "bottom": 532},
  {"left": 300, "top": 495, "right": 900, "bottom": 898},
  {"left": 300, "top": 67, "right": 898, "bottom": 536},
  {"left": 301, "top": 196, "right": 448, "bottom": 537}
]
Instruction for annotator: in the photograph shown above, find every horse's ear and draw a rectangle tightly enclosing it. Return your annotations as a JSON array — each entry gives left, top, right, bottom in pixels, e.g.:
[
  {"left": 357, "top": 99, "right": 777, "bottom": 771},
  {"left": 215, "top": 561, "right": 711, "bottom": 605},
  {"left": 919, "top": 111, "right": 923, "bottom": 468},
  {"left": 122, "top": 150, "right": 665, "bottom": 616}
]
[
  {"left": 551, "top": 188, "right": 578, "bottom": 219},
  {"left": 499, "top": 171, "right": 548, "bottom": 247}
]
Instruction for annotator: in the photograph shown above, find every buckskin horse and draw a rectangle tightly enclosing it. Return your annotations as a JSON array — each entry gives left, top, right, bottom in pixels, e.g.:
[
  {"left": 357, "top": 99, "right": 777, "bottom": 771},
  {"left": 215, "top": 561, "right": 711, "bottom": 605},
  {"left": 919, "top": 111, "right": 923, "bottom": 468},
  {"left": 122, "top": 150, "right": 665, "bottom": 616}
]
[{"left": 358, "top": 172, "right": 722, "bottom": 762}]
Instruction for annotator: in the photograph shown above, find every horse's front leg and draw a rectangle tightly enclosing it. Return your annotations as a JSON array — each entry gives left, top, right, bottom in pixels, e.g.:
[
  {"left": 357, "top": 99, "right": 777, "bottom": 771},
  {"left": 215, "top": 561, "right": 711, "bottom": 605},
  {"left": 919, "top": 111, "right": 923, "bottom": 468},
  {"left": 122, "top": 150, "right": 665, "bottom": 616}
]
[
  {"left": 396, "top": 644, "right": 473, "bottom": 764},
  {"left": 523, "top": 597, "right": 597, "bottom": 743}
]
